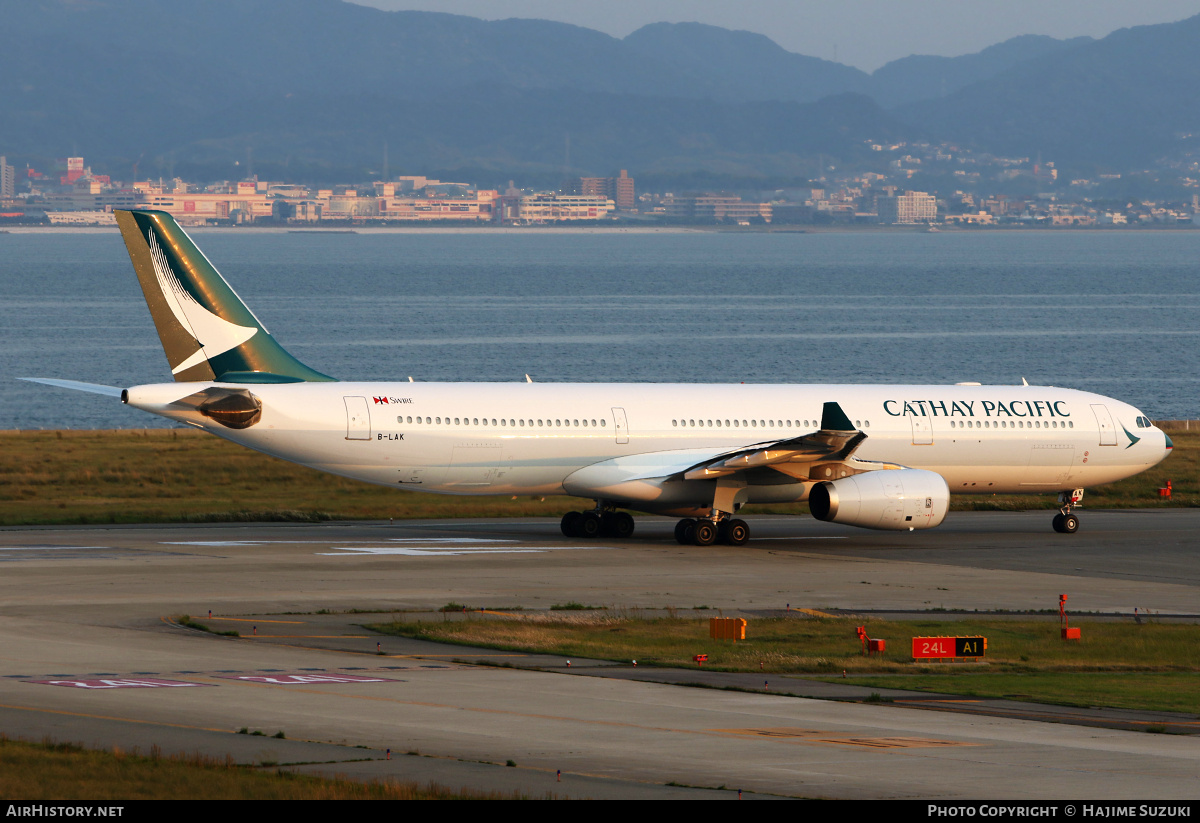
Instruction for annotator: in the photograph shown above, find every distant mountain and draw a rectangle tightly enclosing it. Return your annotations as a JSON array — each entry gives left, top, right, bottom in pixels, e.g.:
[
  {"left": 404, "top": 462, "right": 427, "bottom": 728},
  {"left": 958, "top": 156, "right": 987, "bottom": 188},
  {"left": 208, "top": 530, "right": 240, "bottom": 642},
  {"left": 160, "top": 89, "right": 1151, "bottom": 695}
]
[
  {"left": 0, "top": 0, "right": 1195, "bottom": 179},
  {"left": 898, "top": 15, "right": 1200, "bottom": 166},
  {"left": 869, "top": 35, "right": 1094, "bottom": 107},
  {"left": 623, "top": 22, "right": 869, "bottom": 104}
]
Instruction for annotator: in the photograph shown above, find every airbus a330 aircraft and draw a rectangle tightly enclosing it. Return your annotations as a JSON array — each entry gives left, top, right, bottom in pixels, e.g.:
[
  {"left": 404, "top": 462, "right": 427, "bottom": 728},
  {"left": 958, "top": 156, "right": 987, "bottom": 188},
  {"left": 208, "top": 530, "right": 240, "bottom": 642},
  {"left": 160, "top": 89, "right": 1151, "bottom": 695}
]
[{"left": 24, "top": 210, "right": 1173, "bottom": 545}]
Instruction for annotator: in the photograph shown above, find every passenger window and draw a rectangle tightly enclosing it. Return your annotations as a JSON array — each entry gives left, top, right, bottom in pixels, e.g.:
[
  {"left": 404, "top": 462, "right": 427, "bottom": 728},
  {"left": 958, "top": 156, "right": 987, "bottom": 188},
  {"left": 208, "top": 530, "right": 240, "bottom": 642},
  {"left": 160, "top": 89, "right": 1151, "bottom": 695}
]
[{"left": 600, "top": 419, "right": 606, "bottom": 426}]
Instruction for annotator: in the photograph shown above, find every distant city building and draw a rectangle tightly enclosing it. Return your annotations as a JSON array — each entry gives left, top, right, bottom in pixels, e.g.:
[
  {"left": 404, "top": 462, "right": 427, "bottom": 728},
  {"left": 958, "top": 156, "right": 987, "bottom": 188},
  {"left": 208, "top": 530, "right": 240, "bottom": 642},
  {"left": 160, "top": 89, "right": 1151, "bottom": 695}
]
[
  {"left": 660, "top": 194, "right": 771, "bottom": 223},
  {"left": 579, "top": 170, "right": 635, "bottom": 210},
  {"left": 877, "top": 190, "right": 937, "bottom": 224},
  {"left": 515, "top": 193, "right": 614, "bottom": 222},
  {"left": 0, "top": 157, "right": 14, "bottom": 198}
]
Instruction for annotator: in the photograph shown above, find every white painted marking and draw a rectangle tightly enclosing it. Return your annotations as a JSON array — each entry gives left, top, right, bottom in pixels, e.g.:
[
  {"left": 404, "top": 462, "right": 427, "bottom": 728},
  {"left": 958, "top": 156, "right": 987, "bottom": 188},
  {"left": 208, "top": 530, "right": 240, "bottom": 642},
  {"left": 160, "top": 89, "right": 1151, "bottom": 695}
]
[
  {"left": 753, "top": 537, "right": 848, "bottom": 541},
  {"left": 318, "top": 545, "right": 615, "bottom": 556},
  {"left": 163, "top": 538, "right": 514, "bottom": 547},
  {"left": 0, "top": 545, "right": 110, "bottom": 551}
]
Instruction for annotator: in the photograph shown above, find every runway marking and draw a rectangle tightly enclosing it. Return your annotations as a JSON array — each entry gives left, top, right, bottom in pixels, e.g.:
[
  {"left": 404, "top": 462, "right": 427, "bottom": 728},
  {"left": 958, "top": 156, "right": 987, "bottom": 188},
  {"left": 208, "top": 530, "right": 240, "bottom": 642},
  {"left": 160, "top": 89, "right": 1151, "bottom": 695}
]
[
  {"left": 0, "top": 702, "right": 236, "bottom": 734},
  {"left": 0, "top": 545, "right": 110, "bottom": 551},
  {"left": 753, "top": 537, "right": 848, "bottom": 541},
  {"left": 203, "top": 617, "right": 306, "bottom": 624},
  {"left": 29, "top": 678, "right": 214, "bottom": 690},
  {"left": 317, "top": 545, "right": 615, "bottom": 556},
  {"left": 711, "top": 728, "right": 975, "bottom": 748},
  {"left": 214, "top": 673, "right": 401, "bottom": 685},
  {"left": 163, "top": 538, "right": 515, "bottom": 547}
]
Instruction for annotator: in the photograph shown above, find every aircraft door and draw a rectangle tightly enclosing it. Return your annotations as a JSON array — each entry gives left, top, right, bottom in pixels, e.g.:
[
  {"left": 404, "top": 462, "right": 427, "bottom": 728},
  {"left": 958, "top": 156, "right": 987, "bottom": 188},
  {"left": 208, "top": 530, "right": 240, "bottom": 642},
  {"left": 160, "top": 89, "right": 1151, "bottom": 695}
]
[
  {"left": 906, "top": 403, "right": 933, "bottom": 445},
  {"left": 344, "top": 396, "right": 371, "bottom": 440},
  {"left": 1090, "top": 404, "right": 1117, "bottom": 446},
  {"left": 611, "top": 407, "right": 629, "bottom": 444}
]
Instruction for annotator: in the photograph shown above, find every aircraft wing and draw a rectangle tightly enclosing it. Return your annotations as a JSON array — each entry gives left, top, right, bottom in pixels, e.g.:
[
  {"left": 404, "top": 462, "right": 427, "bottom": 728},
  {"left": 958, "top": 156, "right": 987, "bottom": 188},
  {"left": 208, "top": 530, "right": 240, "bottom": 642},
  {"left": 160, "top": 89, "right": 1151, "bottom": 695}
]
[
  {"left": 609, "top": 402, "right": 883, "bottom": 485},
  {"left": 670, "top": 401, "right": 872, "bottom": 482},
  {"left": 18, "top": 378, "right": 124, "bottom": 398}
]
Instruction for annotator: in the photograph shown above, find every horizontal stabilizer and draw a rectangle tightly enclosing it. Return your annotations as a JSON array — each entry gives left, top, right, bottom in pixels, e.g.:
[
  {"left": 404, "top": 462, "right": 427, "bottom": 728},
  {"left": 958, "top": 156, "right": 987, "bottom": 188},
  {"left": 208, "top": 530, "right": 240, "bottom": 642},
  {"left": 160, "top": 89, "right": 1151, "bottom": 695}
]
[{"left": 18, "top": 378, "right": 123, "bottom": 398}]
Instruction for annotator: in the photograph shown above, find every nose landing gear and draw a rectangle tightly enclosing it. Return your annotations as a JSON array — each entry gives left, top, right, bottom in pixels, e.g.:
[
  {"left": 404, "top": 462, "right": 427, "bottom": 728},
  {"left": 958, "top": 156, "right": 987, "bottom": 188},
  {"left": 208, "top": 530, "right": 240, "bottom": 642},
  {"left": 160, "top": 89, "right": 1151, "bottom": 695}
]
[{"left": 1052, "top": 489, "right": 1084, "bottom": 534}]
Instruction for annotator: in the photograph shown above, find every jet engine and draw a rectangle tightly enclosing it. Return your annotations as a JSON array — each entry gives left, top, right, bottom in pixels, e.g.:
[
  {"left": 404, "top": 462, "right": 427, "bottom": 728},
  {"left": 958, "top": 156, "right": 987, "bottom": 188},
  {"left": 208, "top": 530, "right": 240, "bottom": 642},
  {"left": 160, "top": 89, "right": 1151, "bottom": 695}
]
[{"left": 808, "top": 468, "right": 949, "bottom": 530}]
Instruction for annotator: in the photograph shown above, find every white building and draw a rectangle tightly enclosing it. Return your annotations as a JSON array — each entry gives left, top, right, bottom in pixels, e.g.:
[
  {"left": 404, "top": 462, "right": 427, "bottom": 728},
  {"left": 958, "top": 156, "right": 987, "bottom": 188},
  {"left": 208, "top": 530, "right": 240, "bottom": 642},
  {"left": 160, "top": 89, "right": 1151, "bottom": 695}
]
[{"left": 877, "top": 191, "right": 937, "bottom": 224}]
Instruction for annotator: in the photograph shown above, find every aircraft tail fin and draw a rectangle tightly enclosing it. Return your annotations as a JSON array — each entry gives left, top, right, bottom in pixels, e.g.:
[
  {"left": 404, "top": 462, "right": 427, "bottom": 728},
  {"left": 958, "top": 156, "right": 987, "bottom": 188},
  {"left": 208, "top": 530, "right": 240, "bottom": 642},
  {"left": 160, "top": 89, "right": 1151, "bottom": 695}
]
[{"left": 114, "top": 210, "right": 335, "bottom": 383}]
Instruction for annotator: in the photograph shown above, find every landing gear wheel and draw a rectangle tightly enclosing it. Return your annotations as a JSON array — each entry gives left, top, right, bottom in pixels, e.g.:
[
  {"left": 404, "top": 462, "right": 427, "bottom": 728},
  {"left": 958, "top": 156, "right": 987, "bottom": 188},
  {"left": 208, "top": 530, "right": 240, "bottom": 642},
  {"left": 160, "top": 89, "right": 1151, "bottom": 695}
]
[
  {"left": 1052, "top": 512, "right": 1080, "bottom": 534},
  {"left": 610, "top": 511, "right": 635, "bottom": 539},
  {"left": 578, "top": 511, "right": 602, "bottom": 538},
  {"left": 561, "top": 511, "right": 582, "bottom": 537},
  {"left": 725, "top": 518, "right": 750, "bottom": 546},
  {"left": 674, "top": 518, "right": 696, "bottom": 545},
  {"left": 693, "top": 520, "right": 718, "bottom": 546}
]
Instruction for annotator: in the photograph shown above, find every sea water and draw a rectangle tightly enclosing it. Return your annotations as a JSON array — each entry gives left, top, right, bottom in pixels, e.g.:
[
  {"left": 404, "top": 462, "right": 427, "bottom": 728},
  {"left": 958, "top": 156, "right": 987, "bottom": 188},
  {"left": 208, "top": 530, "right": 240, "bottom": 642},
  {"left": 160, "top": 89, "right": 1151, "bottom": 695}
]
[{"left": 1, "top": 227, "right": 1197, "bottom": 429}]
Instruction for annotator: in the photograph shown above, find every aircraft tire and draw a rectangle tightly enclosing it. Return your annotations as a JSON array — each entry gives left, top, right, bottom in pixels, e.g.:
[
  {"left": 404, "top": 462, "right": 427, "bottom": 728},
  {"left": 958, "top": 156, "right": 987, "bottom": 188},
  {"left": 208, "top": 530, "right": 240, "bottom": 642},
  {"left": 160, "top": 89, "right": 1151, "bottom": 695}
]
[
  {"left": 578, "top": 511, "right": 602, "bottom": 538},
  {"left": 561, "top": 511, "right": 582, "bottom": 537},
  {"left": 1061, "top": 513, "right": 1079, "bottom": 534},
  {"left": 693, "top": 521, "right": 718, "bottom": 546},
  {"left": 611, "top": 511, "right": 635, "bottom": 539},
  {"left": 725, "top": 518, "right": 750, "bottom": 546},
  {"left": 674, "top": 519, "right": 696, "bottom": 545}
]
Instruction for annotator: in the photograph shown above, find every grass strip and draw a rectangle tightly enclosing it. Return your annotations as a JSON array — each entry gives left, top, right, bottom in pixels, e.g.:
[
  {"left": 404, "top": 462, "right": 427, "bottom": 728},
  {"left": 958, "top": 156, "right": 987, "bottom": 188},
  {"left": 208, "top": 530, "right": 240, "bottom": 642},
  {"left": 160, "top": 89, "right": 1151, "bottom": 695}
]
[
  {"left": 366, "top": 614, "right": 1200, "bottom": 714},
  {"left": 0, "top": 428, "right": 1194, "bottom": 526},
  {"left": 811, "top": 672, "right": 1200, "bottom": 714},
  {"left": 0, "top": 736, "right": 533, "bottom": 800}
]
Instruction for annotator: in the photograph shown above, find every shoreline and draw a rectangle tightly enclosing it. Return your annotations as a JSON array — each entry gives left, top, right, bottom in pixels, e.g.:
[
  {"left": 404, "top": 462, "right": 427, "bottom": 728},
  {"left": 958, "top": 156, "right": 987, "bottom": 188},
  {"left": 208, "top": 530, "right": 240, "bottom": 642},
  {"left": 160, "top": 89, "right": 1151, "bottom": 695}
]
[{"left": 4, "top": 223, "right": 1200, "bottom": 235}]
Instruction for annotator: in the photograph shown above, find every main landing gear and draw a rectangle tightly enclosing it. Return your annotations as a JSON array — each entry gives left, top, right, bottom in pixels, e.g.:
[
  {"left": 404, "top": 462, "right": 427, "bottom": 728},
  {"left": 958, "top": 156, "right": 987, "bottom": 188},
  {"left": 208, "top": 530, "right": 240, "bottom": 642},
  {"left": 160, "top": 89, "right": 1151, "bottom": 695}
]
[
  {"left": 674, "top": 516, "right": 750, "bottom": 546},
  {"left": 560, "top": 508, "right": 635, "bottom": 539},
  {"left": 1052, "top": 488, "right": 1084, "bottom": 534}
]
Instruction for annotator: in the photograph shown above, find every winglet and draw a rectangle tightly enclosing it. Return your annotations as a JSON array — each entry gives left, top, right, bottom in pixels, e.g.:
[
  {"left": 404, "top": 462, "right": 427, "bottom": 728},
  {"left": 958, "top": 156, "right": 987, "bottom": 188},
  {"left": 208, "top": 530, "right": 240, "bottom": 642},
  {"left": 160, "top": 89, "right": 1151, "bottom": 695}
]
[
  {"left": 820, "top": 401, "right": 857, "bottom": 433},
  {"left": 114, "top": 210, "right": 335, "bottom": 383}
]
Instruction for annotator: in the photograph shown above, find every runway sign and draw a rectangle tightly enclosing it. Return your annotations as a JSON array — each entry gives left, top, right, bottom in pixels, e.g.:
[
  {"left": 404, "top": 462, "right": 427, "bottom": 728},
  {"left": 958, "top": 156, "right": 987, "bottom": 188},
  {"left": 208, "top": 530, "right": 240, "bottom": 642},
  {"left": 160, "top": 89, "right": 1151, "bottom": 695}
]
[{"left": 912, "top": 636, "right": 987, "bottom": 659}]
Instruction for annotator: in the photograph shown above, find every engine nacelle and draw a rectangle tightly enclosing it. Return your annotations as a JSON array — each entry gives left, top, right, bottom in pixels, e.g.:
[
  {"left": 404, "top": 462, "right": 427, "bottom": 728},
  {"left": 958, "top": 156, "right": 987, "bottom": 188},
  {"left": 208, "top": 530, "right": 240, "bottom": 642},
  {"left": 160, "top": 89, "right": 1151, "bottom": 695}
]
[{"left": 809, "top": 468, "right": 949, "bottom": 531}]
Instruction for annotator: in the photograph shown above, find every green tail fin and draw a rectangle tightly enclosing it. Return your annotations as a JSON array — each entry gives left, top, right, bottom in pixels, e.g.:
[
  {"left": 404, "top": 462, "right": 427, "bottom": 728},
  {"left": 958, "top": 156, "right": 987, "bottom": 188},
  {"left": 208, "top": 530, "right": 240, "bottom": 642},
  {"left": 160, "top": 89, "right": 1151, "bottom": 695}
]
[{"left": 115, "top": 210, "right": 335, "bottom": 383}]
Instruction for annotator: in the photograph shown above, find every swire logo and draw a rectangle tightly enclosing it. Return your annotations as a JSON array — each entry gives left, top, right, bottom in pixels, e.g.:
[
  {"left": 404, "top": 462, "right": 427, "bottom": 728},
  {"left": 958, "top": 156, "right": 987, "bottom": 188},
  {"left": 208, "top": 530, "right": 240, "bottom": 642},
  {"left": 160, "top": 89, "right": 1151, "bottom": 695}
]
[
  {"left": 373, "top": 396, "right": 389, "bottom": 404},
  {"left": 373, "top": 396, "right": 413, "bottom": 405}
]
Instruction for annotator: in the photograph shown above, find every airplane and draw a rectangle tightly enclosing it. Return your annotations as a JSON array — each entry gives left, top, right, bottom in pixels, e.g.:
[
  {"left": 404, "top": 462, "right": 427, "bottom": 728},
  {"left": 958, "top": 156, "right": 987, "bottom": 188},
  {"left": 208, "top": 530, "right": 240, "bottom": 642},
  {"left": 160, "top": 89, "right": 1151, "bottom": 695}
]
[{"left": 22, "top": 209, "right": 1173, "bottom": 544}]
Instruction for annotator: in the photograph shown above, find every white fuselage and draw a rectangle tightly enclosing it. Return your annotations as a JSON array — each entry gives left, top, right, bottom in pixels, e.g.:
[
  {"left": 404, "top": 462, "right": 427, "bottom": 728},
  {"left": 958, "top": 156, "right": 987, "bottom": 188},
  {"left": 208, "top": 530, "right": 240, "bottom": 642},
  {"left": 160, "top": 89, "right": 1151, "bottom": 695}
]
[{"left": 126, "top": 381, "right": 1171, "bottom": 515}]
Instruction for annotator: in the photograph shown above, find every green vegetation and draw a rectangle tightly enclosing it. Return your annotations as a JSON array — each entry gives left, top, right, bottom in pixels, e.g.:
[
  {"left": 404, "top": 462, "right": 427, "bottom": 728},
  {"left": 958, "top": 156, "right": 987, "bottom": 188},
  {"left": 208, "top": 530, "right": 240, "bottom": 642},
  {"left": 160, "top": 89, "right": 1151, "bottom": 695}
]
[
  {"left": 0, "top": 429, "right": 577, "bottom": 526},
  {"left": 0, "top": 427, "right": 1194, "bottom": 526},
  {"left": 0, "top": 736, "right": 530, "bottom": 800},
  {"left": 178, "top": 615, "right": 240, "bottom": 637},
  {"left": 367, "top": 614, "right": 1200, "bottom": 713}
]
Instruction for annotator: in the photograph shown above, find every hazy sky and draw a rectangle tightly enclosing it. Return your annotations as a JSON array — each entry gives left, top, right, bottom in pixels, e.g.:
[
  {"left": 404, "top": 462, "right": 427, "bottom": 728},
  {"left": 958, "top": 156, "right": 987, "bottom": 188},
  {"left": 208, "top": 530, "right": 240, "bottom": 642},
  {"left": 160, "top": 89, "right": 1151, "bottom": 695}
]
[{"left": 352, "top": 0, "right": 1200, "bottom": 72}]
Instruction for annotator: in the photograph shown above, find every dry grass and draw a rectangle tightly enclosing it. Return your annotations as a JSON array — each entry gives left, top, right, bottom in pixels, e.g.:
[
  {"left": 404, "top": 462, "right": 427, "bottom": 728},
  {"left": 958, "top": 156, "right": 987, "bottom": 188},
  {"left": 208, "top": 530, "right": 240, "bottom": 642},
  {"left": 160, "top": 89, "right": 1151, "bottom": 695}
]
[
  {"left": 0, "top": 428, "right": 1194, "bottom": 526},
  {"left": 368, "top": 614, "right": 1200, "bottom": 712},
  {"left": 0, "top": 736, "right": 532, "bottom": 800},
  {"left": 0, "top": 428, "right": 575, "bottom": 526},
  {"left": 368, "top": 614, "right": 1200, "bottom": 674}
]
